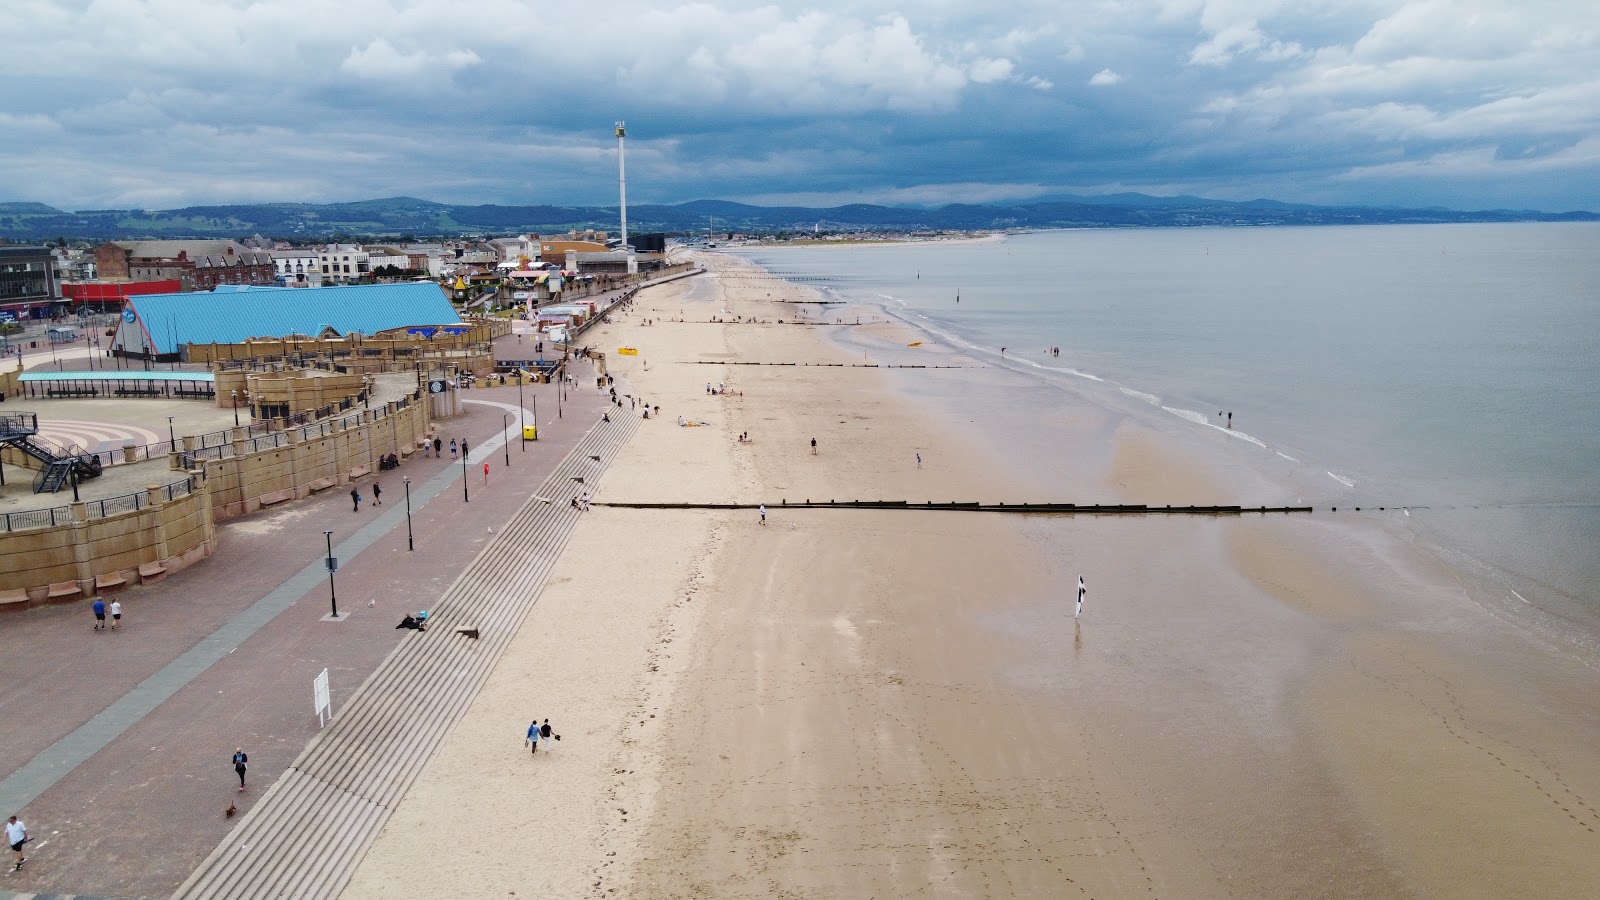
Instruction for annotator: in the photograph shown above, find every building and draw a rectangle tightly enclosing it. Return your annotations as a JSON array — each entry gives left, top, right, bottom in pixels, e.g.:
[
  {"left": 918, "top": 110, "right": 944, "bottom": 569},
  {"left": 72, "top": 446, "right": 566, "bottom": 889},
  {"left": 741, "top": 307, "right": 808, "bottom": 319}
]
[
  {"left": 93, "top": 240, "right": 276, "bottom": 292},
  {"left": 270, "top": 249, "right": 323, "bottom": 287},
  {"left": 0, "top": 246, "right": 63, "bottom": 320},
  {"left": 365, "top": 247, "right": 411, "bottom": 274},
  {"left": 111, "top": 282, "right": 462, "bottom": 360},
  {"left": 538, "top": 239, "right": 609, "bottom": 267},
  {"left": 318, "top": 244, "right": 369, "bottom": 283},
  {"left": 487, "top": 235, "right": 538, "bottom": 264}
]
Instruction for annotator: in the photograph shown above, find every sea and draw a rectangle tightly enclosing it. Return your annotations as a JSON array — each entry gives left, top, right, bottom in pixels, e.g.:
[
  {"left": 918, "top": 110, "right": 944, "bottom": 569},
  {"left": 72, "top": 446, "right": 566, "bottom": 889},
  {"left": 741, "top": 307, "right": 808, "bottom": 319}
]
[{"left": 736, "top": 223, "right": 1600, "bottom": 640}]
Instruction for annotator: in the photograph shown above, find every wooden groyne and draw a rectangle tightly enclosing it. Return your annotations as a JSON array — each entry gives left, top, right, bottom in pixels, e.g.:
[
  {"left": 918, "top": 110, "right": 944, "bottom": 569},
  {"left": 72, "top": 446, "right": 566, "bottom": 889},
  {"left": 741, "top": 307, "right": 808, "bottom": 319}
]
[{"left": 596, "top": 500, "right": 1325, "bottom": 515}]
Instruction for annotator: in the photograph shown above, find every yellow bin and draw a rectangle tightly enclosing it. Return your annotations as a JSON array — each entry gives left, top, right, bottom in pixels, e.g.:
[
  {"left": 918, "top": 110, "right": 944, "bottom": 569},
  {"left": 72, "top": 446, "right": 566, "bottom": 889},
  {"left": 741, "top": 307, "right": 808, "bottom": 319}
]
[{"left": 522, "top": 425, "right": 538, "bottom": 440}]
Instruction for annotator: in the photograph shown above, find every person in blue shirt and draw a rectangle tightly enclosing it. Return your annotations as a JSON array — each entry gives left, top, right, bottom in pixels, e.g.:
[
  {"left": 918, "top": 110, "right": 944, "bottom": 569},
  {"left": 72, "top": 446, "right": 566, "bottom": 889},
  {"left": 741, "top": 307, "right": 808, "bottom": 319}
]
[
  {"left": 92, "top": 598, "right": 107, "bottom": 631},
  {"left": 526, "top": 720, "right": 540, "bottom": 754}
]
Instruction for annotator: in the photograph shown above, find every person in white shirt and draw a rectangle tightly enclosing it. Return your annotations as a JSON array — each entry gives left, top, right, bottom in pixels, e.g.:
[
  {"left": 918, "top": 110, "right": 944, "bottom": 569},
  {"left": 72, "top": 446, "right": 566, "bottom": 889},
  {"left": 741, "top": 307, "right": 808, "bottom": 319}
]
[
  {"left": 6, "top": 815, "right": 26, "bottom": 871},
  {"left": 110, "top": 600, "right": 122, "bottom": 630}
]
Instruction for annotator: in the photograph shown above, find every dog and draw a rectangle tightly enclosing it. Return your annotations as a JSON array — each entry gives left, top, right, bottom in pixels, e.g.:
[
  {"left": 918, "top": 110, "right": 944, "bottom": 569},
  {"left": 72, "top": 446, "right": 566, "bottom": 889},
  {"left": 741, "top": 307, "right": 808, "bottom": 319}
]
[{"left": 225, "top": 802, "right": 238, "bottom": 819}]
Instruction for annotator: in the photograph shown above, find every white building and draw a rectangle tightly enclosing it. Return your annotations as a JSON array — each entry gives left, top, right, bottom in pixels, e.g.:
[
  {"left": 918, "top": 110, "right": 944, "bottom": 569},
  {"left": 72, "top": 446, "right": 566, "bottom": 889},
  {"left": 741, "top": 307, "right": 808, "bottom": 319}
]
[
  {"left": 487, "top": 235, "right": 537, "bottom": 264},
  {"left": 271, "top": 249, "right": 323, "bottom": 287},
  {"left": 318, "top": 244, "right": 368, "bottom": 283}
]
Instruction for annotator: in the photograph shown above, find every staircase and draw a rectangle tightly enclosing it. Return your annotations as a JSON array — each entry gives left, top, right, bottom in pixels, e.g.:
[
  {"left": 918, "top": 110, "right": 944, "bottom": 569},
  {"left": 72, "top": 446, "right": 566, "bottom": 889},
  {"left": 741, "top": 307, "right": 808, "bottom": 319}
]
[
  {"left": 1, "top": 411, "right": 103, "bottom": 493},
  {"left": 172, "top": 412, "right": 639, "bottom": 900},
  {"left": 34, "top": 459, "right": 75, "bottom": 494}
]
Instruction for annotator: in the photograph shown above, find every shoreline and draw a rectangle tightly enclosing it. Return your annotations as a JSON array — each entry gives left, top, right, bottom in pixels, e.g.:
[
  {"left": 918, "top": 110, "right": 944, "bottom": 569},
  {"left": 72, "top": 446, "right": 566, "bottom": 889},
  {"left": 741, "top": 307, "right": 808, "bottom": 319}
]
[{"left": 339, "top": 250, "right": 1600, "bottom": 898}]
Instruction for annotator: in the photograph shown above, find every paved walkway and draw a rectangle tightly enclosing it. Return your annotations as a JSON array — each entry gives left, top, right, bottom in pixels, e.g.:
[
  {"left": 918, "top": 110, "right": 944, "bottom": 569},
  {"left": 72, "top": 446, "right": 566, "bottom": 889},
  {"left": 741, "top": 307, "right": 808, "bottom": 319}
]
[
  {"left": 172, "top": 408, "right": 639, "bottom": 899},
  {"left": 0, "top": 368, "right": 616, "bottom": 899}
]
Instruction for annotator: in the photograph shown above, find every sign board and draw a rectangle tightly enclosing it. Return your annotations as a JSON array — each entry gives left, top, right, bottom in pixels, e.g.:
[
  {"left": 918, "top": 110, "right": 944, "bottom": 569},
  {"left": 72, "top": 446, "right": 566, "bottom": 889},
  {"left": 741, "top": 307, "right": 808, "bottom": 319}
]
[
  {"left": 428, "top": 379, "right": 448, "bottom": 394},
  {"left": 325, "top": 556, "right": 338, "bottom": 573},
  {"left": 313, "top": 667, "right": 331, "bottom": 727}
]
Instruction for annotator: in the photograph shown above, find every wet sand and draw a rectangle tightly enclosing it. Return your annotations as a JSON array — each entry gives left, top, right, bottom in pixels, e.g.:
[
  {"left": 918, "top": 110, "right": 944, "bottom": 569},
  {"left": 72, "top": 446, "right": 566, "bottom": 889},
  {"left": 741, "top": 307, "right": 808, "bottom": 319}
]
[{"left": 340, "top": 253, "right": 1600, "bottom": 898}]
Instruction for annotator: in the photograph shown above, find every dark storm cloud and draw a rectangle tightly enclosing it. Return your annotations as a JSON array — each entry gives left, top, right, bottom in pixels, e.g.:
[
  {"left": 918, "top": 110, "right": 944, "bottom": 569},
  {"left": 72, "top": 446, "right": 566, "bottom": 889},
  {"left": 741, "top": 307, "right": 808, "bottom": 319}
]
[{"left": 0, "top": 0, "right": 1595, "bottom": 211}]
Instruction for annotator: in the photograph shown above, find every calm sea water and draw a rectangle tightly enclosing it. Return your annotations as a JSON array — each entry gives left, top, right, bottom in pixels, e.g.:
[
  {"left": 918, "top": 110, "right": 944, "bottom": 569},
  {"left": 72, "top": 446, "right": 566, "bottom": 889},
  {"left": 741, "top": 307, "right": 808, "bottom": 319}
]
[{"left": 738, "top": 224, "right": 1600, "bottom": 626}]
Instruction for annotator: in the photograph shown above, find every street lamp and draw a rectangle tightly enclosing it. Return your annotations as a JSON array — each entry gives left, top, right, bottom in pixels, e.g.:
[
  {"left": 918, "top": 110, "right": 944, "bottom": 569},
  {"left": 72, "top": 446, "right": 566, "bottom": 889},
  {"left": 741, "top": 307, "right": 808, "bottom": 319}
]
[
  {"left": 502, "top": 413, "right": 511, "bottom": 467},
  {"left": 403, "top": 477, "right": 414, "bottom": 551},
  {"left": 461, "top": 445, "right": 469, "bottom": 503},
  {"left": 516, "top": 374, "right": 526, "bottom": 451},
  {"left": 323, "top": 530, "right": 340, "bottom": 619},
  {"left": 167, "top": 416, "right": 176, "bottom": 453},
  {"left": 231, "top": 390, "right": 240, "bottom": 428}
]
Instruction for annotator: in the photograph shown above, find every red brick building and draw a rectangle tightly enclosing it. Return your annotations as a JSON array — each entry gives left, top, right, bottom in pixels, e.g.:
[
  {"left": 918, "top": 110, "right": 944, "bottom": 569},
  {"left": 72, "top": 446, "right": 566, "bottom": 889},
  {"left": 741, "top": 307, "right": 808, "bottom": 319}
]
[{"left": 94, "top": 240, "right": 276, "bottom": 292}]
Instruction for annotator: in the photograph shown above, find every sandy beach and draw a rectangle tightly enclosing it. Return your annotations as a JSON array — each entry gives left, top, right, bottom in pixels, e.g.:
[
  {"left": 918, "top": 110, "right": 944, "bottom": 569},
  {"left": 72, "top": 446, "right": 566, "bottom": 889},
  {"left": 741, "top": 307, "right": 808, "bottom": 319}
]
[{"left": 340, "top": 252, "right": 1600, "bottom": 898}]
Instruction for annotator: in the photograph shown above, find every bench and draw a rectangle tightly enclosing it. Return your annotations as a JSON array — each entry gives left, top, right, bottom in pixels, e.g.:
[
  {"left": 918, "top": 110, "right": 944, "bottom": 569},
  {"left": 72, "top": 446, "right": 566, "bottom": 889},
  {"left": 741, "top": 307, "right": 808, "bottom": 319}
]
[
  {"left": 115, "top": 388, "right": 162, "bottom": 397},
  {"left": 174, "top": 387, "right": 212, "bottom": 398},
  {"left": 95, "top": 572, "right": 128, "bottom": 593},
  {"left": 46, "top": 581, "right": 82, "bottom": 602},
  {"left": 0, "top": 589, "right": 29, "bottom": 613},
  {"left": 307, "top": 477, "right": 337, "bottom": 493},
  {"left": 47, "top": 388, "right": 99, "bottom": 398},
  {"left": 138, "top": 561, "right": 167, "bottom": 584},
  {"left": 348, "top": 465, "right": 371, "bottom": 479},
  {"left": 259, "top": 489, "right": 294, "bottom": 506}
]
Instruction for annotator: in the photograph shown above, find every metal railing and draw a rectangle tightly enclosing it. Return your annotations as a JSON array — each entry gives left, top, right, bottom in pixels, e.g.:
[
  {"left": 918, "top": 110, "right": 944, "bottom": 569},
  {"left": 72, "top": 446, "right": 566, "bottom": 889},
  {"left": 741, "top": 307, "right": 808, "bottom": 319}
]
[{"left": 0, "top": 475, "right": 198, "bottom": 532}]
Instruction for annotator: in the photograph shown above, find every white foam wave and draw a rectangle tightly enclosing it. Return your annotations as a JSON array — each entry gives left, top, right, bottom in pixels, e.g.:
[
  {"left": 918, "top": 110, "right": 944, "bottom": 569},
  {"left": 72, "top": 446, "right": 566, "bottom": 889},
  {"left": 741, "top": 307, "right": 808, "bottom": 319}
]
[
  {"left": 1327, "top": 471, "right": 1356, "bottom": 487},
  {"left": 1275, "top": 451, "right": 1298, "bottom": 462},
  {"left": 1121, "top": 388, "right": 1159, "bottom": 405},
  {"left": 1162, "top": 406, "right": 1211, "bottom": 426},
  {"left": 1162, "top": 407, "right": 1267, "bottom": 446}
]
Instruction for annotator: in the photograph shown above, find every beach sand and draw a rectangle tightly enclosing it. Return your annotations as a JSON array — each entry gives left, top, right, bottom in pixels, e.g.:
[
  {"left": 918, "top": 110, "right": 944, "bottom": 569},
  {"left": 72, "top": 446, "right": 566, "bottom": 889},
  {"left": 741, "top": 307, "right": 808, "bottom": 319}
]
[{"left": 340, "top": 253, "right": 1600, "bottom": 898}]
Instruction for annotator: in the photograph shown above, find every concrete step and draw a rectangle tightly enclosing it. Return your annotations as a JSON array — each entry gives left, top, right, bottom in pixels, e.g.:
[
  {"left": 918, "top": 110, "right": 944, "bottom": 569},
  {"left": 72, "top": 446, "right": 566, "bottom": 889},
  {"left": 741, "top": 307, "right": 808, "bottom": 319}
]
[{"left": 171, "top": 413, "right": 638, "bottom": 900}]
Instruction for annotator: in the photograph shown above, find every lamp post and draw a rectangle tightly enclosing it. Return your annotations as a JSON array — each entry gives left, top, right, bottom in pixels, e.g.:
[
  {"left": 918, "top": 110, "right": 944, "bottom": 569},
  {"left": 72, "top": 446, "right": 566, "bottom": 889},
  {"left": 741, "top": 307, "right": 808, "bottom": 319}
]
[
  {"left": 517, "top": 374, "right": 526, "bottom": 450},
  {"left": 323, "top": 530, "right": 340, "bottom": 619},
  {"left": 167, "top": 416, "right": 176, "bottom": 453},
  {"left": 231, "top": 390, "right": 240, "bottom": 428},
  {"left": 70, "top": 460, "right": 79, "bottom": 502},
  {"left": 502, "top": 413, "right": 511, "bottom": 467},
  {"left": 403, "top": 477, "right": 414, "bottom": 551},
  {"left": 461, "top": 446, "right": 469, "bottom": 503}
]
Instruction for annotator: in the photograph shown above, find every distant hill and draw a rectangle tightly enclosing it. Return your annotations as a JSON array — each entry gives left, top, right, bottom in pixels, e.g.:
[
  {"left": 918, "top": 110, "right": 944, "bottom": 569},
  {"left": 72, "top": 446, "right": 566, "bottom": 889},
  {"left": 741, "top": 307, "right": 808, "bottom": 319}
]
[{"left": 0, "top": 193, "right": 1592, "bottom": 242}]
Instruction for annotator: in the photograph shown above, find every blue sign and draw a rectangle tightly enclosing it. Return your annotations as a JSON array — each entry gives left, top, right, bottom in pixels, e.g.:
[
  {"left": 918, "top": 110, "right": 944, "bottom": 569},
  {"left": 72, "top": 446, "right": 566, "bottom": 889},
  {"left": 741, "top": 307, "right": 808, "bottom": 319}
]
[{"left": 121, "top": 308, "right": 137, "bottom": 323}]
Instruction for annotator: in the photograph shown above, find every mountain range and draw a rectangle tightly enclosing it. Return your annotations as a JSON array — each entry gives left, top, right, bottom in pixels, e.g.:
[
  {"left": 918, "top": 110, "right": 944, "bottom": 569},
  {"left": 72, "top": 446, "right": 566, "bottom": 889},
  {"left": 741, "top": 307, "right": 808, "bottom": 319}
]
[{"left": 0, "top": 195, "right": 1593, "bottom": 243}]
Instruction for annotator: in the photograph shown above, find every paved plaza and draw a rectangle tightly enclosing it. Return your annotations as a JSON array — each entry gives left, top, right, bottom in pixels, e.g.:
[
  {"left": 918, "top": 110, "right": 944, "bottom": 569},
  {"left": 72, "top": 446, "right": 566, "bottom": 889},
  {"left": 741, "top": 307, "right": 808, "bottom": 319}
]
[{"left": 0, "top": 367, "right": 612, "bottom": 899}]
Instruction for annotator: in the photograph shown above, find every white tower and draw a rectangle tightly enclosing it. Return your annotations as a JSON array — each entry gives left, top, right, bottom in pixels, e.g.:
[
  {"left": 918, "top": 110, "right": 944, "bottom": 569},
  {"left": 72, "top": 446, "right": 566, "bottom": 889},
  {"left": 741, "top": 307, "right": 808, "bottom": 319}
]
[{"left": 616, "top": 121, "right": 636, "bottom": 274}]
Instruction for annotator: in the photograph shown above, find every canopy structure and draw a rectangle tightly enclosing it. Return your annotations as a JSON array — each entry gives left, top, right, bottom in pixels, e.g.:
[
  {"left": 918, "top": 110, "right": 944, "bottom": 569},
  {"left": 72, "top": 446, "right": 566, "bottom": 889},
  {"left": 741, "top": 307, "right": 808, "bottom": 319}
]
[{"left": 16, "top": 369, "right": 215, "bottom": 400}]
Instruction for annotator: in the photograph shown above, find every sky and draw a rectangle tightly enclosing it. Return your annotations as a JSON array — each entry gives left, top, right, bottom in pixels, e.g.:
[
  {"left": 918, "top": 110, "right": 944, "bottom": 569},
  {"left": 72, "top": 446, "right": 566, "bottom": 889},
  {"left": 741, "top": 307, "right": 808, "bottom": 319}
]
[{"left": 2, "top": 0, "right": 1597, "bottom": 212}]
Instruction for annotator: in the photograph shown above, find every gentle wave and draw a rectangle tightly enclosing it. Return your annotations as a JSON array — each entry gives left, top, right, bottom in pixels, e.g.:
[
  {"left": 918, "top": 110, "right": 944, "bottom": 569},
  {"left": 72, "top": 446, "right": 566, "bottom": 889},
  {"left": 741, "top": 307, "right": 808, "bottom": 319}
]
[
  {"left": 1327, "top": 471, "right": 1356, "bottom": 487},
  {"left": 1121, "top": 388, "right": 1160, "bottom": 405}
]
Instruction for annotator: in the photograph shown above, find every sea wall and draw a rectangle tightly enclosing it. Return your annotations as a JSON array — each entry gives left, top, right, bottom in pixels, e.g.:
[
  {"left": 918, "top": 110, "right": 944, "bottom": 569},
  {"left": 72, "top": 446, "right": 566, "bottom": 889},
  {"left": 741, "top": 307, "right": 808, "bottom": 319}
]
[{"left": 0, "top": 478, "right": 215, "bottom": 605}]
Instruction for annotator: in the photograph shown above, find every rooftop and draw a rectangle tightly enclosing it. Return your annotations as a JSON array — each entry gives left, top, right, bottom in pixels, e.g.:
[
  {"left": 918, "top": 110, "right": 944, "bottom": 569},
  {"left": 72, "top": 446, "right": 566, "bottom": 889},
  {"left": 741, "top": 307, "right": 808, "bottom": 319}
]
[{"left": 123, "top": 282, "right": 463, "bottom": 354}]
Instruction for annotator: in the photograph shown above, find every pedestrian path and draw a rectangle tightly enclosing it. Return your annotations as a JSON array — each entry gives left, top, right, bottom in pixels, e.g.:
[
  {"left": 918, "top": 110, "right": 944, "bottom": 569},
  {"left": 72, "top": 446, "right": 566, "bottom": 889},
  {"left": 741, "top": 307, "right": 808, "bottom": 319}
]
[
  {"left": 170, "top": 412, "right": 638, "bottom": 900},
  {"left": 0, "top": 411, "right": 533, "bottom": 819}
]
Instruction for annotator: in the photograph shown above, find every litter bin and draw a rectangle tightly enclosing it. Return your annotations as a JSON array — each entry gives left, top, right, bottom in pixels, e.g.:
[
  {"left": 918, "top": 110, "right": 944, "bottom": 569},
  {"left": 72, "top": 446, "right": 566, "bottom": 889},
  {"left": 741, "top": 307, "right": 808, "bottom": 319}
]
[{"left": 522, "top": 425, "right": 538, "bottom": 441}]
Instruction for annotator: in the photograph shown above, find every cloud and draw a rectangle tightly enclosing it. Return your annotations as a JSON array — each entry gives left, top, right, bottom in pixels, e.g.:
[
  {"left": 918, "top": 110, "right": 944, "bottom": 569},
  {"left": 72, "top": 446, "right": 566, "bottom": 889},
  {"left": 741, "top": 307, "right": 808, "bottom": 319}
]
[
  {"left": 0, "top": 0, "right": 1593, "bottom": 213},
  {"left": 342, "top": 38, "right": 481, "bottom": 79}
]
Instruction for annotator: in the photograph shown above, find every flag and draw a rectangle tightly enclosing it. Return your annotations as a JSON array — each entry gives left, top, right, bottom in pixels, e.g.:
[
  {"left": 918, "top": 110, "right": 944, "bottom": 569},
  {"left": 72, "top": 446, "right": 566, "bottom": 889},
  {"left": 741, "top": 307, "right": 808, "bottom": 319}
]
[{"left": 1075, "top": 576, "right": 1085, "bottom": 618}]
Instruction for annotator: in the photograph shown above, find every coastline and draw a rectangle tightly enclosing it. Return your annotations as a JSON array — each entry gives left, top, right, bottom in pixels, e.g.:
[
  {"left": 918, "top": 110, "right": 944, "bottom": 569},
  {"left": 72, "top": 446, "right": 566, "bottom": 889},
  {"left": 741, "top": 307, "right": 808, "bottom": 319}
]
[{"left": 339, "top": 250, "right": 1600, "bottom": 898}]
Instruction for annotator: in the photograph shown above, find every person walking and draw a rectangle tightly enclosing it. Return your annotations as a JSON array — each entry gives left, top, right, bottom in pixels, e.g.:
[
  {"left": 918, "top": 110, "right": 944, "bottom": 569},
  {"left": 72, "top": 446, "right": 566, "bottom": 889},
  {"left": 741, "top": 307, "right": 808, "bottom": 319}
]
[
  {"left": 92, "top": 597, "right": 106, "bottom": 631},
  {"left": 6, "top": 815, "right": 26, "bottom": 872},
  {"left": 540, "top": 719, "right": 556, "bottom": 750},
  {"left": 232, "top": 748, "right": 249, "bottom": 791},
  {"left": 526, "top": 720, "right": 540, "bottom": 754},
  {"left": 433, "top": 436, "right": 442, "bottom": 458},
  {"left": 110, "top": 599, "right": 122, "bottom": 630},
  {"left": 916, "top": 452, "right": 922, "bottom": 469},
  {"left": 350, "top": 486, "right": 361, "bottom": 512},
  {"left": 759, "top": 504, "right": 766, "bottom": 526},
  {"left": 449, "top": 439, "right": 458, "bottom": 460},
  {"left": 810, "top": 437, "right": 817, "bottom": 454},
  {"left": 373, "top": 481, "right": 382, "bottom": 506},
  {"left": 1075, "top": 576, "right": 1086, "bottom": 619}
]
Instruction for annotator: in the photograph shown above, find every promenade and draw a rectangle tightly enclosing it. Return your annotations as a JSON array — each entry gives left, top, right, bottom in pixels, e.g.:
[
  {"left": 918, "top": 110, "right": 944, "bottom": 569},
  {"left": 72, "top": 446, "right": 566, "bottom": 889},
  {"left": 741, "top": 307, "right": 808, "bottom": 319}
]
[{"left": 0, "top": 370, "right": 613, "bottom": 899}]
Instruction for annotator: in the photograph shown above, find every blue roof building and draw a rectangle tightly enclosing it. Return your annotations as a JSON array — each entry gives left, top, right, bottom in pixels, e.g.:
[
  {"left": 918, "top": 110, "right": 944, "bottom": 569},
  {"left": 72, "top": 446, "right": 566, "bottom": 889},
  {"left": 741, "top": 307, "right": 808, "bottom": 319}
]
[{"left": 112, "top": 282, "right": 461, "bottom": 358}]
